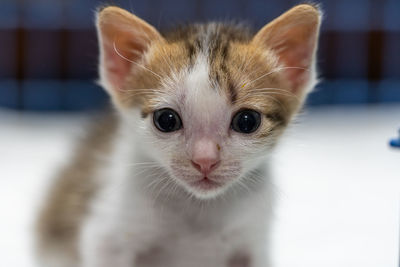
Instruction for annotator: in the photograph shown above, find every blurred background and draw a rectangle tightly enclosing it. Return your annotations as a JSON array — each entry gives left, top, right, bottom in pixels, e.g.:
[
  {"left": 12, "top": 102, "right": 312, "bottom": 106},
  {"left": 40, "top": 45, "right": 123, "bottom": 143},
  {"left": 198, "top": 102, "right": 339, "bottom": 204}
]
[
  {"left": 0, "top": 0, "right": 399, "bottom": 110},
  {"left": 0, "top": 1, "right": 399, "bottom": 267}
]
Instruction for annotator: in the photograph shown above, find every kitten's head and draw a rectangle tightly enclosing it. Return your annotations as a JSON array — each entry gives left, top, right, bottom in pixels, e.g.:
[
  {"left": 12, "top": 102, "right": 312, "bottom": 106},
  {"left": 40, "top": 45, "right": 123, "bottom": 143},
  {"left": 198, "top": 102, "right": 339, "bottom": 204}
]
[{"left": 96, "top": 5, "right": 321, "bottom": 199}]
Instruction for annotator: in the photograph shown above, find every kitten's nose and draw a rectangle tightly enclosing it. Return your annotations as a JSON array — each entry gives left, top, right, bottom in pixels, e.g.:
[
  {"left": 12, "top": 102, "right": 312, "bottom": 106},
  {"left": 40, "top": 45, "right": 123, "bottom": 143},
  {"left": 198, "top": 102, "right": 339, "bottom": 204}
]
[{"left": 191, "top": 138, "right": 221, "bottom": 176}]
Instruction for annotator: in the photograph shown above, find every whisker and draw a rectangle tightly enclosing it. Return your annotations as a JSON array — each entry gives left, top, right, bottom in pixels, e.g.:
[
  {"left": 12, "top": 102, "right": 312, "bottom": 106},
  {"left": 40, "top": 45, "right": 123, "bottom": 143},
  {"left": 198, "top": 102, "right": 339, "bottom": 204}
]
[
  {"left": 122, "top": 88, "right": 168, "bottom": 93},
  {"left": 113, "top": 40, "right": 162, "bottom": 80},
  {"left": 238, "top": 87, "right": 297, "bottom": 97},
  {"left": 245, "top": 66, "right": 310, "bottom": 87},
  {"left": 236, "top": 92, "right": 300, "bottom": 103}
]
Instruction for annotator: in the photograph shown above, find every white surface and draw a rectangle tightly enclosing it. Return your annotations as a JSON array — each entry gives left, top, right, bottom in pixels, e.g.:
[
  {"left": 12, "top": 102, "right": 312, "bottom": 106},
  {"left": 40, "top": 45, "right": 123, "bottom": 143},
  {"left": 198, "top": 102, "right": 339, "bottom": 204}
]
[{"left": 0, "top": 105, "right": 399, "bottom": 267}]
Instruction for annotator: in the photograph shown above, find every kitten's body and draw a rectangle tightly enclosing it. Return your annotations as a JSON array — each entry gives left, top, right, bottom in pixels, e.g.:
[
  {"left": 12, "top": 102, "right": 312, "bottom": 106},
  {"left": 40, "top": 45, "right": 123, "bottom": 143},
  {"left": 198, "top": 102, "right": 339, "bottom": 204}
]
[
  {"left": 81, "top": 122, "right": 271, "bottom": 267},
  {"left": 36, "top": 5, "right": 321, "bottom": 267},
  {"left": 37, "top": 114, "right": 271, "bottom": 267}
]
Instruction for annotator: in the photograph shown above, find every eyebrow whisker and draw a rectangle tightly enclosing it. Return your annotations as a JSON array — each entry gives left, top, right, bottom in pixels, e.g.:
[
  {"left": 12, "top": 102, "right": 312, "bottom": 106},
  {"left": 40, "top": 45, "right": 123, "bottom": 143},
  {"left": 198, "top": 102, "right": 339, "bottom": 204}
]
[{"left": 113, "top": 40, "right": 163, "bottom": 80}]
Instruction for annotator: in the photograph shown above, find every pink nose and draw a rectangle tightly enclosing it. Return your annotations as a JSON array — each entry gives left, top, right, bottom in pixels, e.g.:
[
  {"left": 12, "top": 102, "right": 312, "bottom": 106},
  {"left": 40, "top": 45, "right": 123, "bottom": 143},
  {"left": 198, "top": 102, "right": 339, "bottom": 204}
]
[
  {"left": 191, "top": 138, "right": 221, "bottom": 176},
  {"left": 191, "top": 158, "right": 220, "bottom": 175}
]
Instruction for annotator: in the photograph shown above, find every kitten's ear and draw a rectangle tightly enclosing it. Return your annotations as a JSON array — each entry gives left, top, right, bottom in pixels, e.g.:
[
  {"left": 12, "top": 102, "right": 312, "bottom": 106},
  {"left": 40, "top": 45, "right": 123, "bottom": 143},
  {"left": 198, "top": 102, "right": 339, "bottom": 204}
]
[
  {"left": 252, "top": 4, "right": 321, "bottom": 95},
  {"left": 96, "top": 6, "right": 162, "bottom": 97}
]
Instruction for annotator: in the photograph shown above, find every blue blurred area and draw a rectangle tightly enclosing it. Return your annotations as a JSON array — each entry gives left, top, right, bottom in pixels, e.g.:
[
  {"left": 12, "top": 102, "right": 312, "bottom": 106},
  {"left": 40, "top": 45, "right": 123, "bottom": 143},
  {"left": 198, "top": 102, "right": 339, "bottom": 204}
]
[
  {"left": 0, "top": 80, "right": 18, "bottom": 109},
  {"left": 0, "top": 1, "right": 18, "bottom": 29},
  {"left": 0, "top": 0, "right": 399, "bottom": 111}
]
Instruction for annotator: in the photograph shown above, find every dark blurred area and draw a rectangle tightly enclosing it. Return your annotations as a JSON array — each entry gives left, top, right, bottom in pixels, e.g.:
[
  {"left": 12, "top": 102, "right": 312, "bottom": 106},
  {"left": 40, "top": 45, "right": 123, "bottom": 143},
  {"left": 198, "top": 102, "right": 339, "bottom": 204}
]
[{"left": 0, "top": 0, "right": 399, "bottom": 111}]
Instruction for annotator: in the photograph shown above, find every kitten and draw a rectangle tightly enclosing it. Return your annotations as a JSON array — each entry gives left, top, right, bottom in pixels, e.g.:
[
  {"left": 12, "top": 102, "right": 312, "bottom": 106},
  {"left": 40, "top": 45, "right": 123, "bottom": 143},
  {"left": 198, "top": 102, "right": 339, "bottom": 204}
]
[{"left": 36, "top": 4, "right": 321, "bottom": 267}]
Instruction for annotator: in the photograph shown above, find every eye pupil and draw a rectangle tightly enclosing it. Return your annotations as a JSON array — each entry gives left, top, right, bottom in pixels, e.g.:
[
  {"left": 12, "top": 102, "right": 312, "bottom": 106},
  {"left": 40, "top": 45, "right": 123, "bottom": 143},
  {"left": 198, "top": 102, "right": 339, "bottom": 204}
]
[
  {"left": 153, "top": 108, "right": 182, "bottom": 132},
  {"left": 232, "top": 109, "right": 261, "bottom": 134},
  {"left": 238, "top": 113, "right": 255, "bottom": 132},
  {"left": 159, "top": 112, "right": 176, "bottom": 131}
]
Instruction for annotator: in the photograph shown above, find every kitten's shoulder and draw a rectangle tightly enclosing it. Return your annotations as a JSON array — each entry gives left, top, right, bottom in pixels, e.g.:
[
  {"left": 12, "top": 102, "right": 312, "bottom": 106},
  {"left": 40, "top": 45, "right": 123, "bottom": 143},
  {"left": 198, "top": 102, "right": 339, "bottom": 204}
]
[{"left": 35, "top": 111, "right": 119, "bottom": 264}]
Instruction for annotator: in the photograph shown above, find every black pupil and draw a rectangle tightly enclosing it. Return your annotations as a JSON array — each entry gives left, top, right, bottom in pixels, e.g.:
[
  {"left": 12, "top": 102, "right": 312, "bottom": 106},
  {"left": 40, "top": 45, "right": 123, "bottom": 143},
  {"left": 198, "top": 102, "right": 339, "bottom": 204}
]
[
  {"left": 154, "top": 108, "right": 182, "bottom": 132},
  {"left": 158, "top": 111, "right": 177, "bottom": 131},
  {"left": 238, "top": 112, "right": 257, "bottom": 133}
]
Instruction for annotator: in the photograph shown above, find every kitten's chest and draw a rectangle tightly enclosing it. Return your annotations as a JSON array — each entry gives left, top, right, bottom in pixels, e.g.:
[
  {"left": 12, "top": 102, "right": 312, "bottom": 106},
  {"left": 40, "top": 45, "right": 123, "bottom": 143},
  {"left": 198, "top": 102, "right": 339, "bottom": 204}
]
[
  {"left": 88, "top": 166, "right": 267, "bottom": 267},
  {"left": 133, "top": 222, "right": 251, "bottom": 267},
  {"left": 106, "top": 198, "right": 258, "bottom": 267}
]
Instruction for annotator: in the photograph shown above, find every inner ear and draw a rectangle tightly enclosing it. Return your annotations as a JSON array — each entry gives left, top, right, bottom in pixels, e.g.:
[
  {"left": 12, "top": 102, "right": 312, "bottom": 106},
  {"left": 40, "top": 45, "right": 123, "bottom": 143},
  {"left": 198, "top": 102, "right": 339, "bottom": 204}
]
[
  {"left": 252, "top": 4, "right": 321, "bottom": 95},
  {"left": 96, "top": 6, "right": 163, "bottom": 99}
]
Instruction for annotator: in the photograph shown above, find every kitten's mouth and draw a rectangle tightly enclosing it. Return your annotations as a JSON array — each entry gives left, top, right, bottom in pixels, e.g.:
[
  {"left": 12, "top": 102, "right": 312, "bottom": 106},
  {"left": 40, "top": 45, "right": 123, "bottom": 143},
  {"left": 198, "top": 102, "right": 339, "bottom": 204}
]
[{"left": 190, "top": 177, "right": 222, "bottom": 191}]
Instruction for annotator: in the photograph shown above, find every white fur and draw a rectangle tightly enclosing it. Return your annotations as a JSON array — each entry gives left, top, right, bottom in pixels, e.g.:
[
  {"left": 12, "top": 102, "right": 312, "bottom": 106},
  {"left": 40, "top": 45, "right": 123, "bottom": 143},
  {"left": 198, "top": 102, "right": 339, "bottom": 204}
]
[{"left": 79, "top": 54, "right": 275, "bottom": 267}]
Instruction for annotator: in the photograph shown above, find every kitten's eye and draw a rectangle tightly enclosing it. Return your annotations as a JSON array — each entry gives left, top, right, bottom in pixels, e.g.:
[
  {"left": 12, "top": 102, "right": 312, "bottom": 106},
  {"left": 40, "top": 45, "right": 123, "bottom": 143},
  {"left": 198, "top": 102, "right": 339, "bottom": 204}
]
[
  {"left": 153, "top": 108, "right": 182, "bottom": 132},
  {"left": 231, "top": 109, "right": 261, "bottom": 134}
]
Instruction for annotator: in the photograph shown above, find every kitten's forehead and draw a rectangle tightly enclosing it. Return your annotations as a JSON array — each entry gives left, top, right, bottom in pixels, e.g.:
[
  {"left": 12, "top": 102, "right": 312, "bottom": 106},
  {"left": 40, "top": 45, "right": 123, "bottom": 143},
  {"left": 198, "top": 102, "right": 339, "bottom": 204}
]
[{"left": 180, "top": 54, "right": 230, "bottom": 136}]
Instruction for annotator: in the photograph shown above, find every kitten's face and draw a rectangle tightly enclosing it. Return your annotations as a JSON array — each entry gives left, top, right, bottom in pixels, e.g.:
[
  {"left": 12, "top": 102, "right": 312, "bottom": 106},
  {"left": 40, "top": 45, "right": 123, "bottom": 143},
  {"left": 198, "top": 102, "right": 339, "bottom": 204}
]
[
  {"left": 97, "top": 5, "right": 321, "bottom": 199},
  {"left": 129, "top": 40, "right": 292, "bottom": 199}
]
